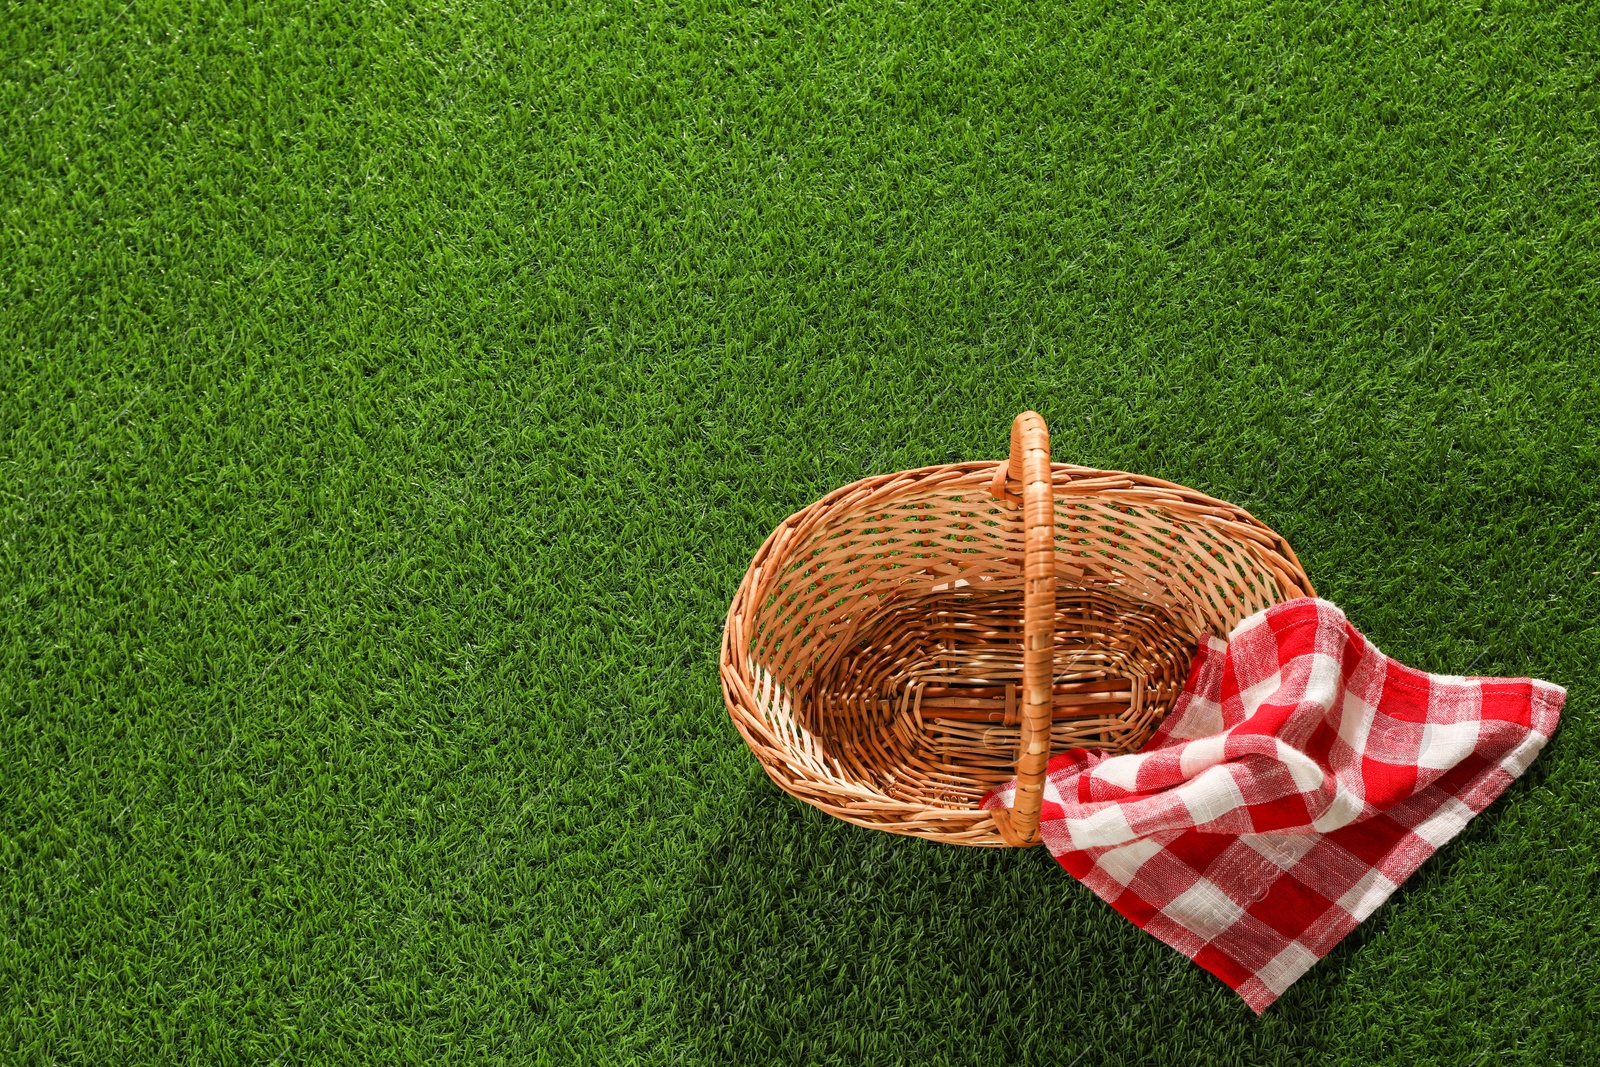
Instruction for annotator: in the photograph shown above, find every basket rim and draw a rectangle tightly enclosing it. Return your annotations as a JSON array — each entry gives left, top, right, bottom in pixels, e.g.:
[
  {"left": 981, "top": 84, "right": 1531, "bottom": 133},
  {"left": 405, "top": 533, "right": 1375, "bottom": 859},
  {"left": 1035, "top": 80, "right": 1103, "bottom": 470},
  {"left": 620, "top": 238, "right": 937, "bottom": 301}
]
[{"left": 720, "top": 457, "right": 1315, "bottom": 846}]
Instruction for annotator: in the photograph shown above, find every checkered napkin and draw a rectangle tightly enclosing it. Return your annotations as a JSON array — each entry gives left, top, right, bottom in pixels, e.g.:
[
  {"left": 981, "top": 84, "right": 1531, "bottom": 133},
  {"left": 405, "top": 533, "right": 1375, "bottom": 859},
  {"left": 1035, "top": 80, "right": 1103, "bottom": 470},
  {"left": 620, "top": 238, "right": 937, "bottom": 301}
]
[{"left": 981, "top": 597, "right": 1564, "bottom": 1012}]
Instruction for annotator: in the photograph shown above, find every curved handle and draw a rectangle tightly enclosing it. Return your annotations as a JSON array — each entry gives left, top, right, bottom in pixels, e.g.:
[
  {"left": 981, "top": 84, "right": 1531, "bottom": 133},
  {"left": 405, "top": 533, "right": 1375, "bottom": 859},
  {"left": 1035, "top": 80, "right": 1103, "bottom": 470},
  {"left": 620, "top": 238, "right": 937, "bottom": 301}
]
[{"left": 990, "top": 411, "right": 1055, "bottom": 847}]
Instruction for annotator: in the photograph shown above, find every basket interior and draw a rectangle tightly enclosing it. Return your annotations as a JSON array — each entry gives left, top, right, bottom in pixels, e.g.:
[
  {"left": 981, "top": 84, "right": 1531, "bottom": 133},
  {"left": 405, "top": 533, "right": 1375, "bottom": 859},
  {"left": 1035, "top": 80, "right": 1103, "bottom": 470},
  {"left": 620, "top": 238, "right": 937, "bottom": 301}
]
[
  {"left": 741, "top": 470, "right": 1290, "bottom": 811},
  {"left": 802, "top": 585, "right": 1196, "bottom": 804}
]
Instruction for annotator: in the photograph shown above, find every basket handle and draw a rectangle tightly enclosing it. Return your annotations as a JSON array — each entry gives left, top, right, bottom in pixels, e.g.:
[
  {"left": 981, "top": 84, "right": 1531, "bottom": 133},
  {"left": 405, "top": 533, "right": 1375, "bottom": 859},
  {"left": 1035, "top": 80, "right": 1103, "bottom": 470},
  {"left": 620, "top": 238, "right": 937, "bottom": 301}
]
[{"left": 991, "top": 411, "right": 1055, "bottom": 847}]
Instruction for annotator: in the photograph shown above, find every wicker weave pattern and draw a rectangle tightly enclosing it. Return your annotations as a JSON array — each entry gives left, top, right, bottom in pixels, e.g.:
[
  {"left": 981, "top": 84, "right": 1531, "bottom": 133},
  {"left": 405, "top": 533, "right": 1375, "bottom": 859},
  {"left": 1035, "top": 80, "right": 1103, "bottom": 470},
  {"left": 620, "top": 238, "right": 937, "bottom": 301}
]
[{"left": 721, "top": 414, "right": 1314, "bottom": 846}]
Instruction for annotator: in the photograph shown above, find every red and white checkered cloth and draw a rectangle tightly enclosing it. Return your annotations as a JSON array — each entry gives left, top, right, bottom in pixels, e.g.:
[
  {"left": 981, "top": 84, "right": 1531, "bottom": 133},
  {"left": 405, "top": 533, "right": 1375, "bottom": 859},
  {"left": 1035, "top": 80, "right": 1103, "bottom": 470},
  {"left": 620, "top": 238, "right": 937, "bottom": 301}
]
[{"left": 981, "top": 597, "right": 1564, "bottom": 1012}]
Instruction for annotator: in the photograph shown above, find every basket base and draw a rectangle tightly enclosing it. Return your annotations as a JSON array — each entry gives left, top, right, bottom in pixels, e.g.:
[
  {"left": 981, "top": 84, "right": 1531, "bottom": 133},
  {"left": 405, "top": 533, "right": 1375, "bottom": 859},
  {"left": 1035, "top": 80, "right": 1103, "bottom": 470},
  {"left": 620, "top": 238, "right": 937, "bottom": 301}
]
[{"left": 802, "top": 584, "right": 1197, "bottom": 809}]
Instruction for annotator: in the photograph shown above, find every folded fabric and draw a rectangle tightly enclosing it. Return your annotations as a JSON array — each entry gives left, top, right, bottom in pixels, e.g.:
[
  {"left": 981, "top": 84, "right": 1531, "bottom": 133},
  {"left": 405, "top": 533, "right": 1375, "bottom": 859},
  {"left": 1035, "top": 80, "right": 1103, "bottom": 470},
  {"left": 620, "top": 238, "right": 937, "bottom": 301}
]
[{"left": 981, "top": 597, "right": 1564, "bottom": 1012}]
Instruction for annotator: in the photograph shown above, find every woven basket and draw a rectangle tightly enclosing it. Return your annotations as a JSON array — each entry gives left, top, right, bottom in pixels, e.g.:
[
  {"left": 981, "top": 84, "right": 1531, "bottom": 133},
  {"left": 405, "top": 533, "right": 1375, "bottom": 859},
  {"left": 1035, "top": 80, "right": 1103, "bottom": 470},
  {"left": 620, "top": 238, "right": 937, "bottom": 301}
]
[{"left": 720, "top": 412, "right": 1314, "bottom": 847}]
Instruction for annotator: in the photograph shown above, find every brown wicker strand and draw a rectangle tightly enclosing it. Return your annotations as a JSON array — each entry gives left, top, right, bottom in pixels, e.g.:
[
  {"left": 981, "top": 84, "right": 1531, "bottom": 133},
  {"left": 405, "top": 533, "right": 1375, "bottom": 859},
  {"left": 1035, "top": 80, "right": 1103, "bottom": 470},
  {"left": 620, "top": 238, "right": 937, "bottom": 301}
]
[{"left": 991, "top": 412, "right": 1054, "bottom": 847}]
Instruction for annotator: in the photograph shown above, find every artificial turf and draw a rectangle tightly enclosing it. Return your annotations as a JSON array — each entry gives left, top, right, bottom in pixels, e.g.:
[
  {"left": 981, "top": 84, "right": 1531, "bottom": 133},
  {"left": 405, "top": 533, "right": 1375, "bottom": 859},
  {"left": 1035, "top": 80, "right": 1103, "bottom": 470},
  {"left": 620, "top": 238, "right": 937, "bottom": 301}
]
[{"left": 3, "top": 0, "right": 1599, "bottom": 1062}]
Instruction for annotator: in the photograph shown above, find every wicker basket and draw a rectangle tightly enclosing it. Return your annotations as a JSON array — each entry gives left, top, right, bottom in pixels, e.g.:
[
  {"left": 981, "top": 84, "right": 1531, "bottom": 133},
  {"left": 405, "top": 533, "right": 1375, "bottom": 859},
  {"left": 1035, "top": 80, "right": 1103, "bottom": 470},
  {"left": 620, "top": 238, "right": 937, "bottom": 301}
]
[{"left": 720, "top": 412, "right": 1314, "bottom": 847}]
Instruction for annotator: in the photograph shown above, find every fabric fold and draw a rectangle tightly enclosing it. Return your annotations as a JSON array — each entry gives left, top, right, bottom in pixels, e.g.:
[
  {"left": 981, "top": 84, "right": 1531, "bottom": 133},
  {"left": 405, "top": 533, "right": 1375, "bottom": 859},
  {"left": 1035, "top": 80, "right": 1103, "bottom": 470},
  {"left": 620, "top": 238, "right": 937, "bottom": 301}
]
[{"left": 981, "top": 597, "right": 1563, "bottom": 1012}]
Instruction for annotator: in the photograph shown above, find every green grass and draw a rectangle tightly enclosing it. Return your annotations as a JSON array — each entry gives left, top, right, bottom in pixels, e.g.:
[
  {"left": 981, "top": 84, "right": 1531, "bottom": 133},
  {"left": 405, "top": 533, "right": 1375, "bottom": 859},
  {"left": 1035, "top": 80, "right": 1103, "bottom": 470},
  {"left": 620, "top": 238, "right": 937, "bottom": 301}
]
[{"left": 3, "top": 0, "right": 1599, "bottom": 1061}]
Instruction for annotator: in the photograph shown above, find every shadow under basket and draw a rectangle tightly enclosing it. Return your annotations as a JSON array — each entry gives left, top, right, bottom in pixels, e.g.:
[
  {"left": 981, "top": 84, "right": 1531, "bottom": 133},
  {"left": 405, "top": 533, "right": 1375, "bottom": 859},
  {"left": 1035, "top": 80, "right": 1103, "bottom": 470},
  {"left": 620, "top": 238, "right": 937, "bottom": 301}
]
[{"left": 721, "top": 412, "right": 1314, "bottom": 846}]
